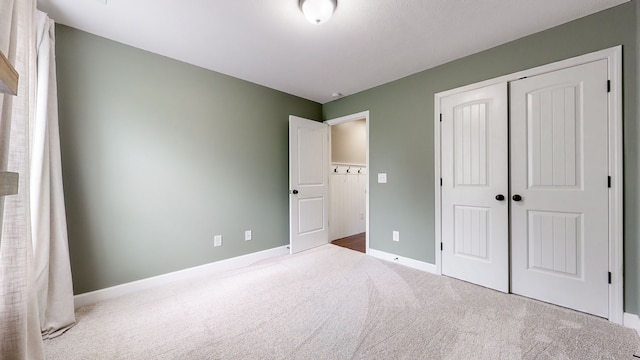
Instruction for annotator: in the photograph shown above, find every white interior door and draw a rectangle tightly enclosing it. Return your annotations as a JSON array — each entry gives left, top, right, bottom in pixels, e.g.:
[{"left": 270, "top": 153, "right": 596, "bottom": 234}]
[
  {"left": 289, "top": 115, "right": 329, "bottom": 254},
  {"left": 510, "top": 60, "right": 609, "bottom": 317},
  {"left": 440, "top": 83, "right": 509, "bottom": 292}
]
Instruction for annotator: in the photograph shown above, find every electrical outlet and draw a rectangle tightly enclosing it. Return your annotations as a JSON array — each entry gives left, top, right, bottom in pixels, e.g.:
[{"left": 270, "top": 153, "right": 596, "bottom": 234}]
[
  {"left": 360, "top": 212, "right": 364, "bottom": 220},
  {"left": 245, "top": 230, "right": 252, "bottom": 241},
  {"left": 392, "top": 231, "right": 400, "bottom": 242},
  {"left": 378, "top": 173, "right": 387, "bottom": 183},
  {"left": 214, "top": 235, "right": 222, "bottom": 247}
]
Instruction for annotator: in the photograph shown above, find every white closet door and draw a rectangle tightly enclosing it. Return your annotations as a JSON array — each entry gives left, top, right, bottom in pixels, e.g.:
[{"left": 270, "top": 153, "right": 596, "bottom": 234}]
[
  {"left": 441, "top": 83, "right": 509, "bottom": 292},
  {"left": 510, "top": 60, "right": 609, "bottom": 317}
]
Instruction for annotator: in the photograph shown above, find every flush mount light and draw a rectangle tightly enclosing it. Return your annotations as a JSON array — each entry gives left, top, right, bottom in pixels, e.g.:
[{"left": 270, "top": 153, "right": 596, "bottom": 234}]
[{"left": 299, "top": 0, "right": 337, "bottom": 25}]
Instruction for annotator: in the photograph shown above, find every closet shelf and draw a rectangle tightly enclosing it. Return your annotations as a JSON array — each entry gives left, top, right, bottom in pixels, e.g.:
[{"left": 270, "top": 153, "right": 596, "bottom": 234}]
[
  {"left": 0, "top": 171, "right": 19, "bottom": 196},
  {"left": 0, "top": 51, "right": 18, "bottom": 96}
]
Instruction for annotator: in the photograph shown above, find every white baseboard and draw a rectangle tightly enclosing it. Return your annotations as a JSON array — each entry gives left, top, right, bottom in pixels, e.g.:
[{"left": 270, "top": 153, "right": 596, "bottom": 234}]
[
  {"left": 624, "top": 312, "right": 640, "bottom": 335},
  {"left": 368, "top": 248, "right": 437, "bottom": 274},
  {"left": 74, "top": 245, "right": 289, "bottom": 309}
]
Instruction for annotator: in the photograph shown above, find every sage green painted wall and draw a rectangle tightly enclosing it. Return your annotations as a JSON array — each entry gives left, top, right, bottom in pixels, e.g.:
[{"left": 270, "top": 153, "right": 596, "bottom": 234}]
[
  {"left": 55, "top": 25, "right": 322, "bottom": 294},
  {"left": 323, "top": 2, "right": 639, "bottom": 314},
  {"left": 636, "top": 0, "right": 640, "bottom": 318}
]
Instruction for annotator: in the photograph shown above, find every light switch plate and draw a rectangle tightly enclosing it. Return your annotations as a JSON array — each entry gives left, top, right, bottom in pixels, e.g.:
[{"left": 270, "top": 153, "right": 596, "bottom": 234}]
[
  {"left": 214, "top": 235, "right": 222, "bottom": 247},
  {"left": 378, "top": 173, "right": 387, "bottom": 183}
]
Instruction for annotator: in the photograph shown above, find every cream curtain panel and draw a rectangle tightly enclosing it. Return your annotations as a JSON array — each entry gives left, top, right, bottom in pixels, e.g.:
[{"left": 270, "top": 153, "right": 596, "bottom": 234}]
[
  {"left": 0, "top": 0, "right": 42, "bottom": 357},
  {"left": 0, "top": 0, "right": 75, "bottom": 358},
  {"left": 32, "top": 11, "right": 75, "bottom": 341}
]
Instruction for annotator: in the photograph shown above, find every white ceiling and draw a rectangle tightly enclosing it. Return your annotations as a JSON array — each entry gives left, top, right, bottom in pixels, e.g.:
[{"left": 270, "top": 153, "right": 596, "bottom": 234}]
[{"left": 37, "top": 0, "right": 628, "bottom": 104}]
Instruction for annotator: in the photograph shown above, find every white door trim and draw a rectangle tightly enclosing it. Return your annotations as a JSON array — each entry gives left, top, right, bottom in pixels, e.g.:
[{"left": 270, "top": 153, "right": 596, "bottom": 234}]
[
  {"left": 434, "top": 46, "right": 623, "bottom": 324},
  {"left": 325, "top": 111, "right": 370, "bottom": 254}
]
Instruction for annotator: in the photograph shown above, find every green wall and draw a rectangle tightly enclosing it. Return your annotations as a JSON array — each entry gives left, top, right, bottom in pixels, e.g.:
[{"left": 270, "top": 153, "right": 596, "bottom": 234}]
[
  {"left": 55, "top": 25, "right": 322, "bottom": 294},
  {"left": 57, "top": 2, "right": 640, "bottom": 315},
  {"left": 323, "top": 2, "right": 639, "bottom": 314}
]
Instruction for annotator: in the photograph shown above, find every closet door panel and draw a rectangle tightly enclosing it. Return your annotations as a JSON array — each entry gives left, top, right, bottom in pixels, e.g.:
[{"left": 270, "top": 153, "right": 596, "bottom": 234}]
[
  {"left": 440, "top": 83, "right": 509, "bottom": 293},
  {"left": 511, "top": 59, "right": 609, "bottom": 318}
]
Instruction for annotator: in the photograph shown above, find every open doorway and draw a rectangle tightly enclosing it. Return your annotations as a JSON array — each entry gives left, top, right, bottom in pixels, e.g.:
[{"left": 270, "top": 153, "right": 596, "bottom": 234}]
[{"left": 325, "top": 111, "right": 369, "bottom": 254}]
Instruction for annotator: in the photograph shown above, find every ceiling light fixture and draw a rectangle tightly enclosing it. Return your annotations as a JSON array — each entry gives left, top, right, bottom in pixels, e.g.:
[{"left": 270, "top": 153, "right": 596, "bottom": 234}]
[{"left": 299, "top": 0, "right": 337, "bottom": 25}]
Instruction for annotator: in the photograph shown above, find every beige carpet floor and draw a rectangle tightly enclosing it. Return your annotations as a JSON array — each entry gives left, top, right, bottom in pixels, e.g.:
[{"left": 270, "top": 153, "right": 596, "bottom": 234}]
[{"left": 44, "top": 244, "right": 640, "bottom": 359}]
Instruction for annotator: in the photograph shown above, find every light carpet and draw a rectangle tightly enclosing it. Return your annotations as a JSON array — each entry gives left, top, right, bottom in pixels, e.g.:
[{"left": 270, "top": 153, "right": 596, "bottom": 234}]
[{"left": 44, "top": 244, "right": 640, "bottom": 359}]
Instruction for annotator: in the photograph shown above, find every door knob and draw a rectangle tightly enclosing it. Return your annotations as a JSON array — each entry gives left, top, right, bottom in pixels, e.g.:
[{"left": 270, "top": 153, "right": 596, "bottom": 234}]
[
  {"left": 495, "top": 194, "right": 505, "bottom": 201},
  {"left": 292, "top": 189, "right": 299, "bottom": 195},
  {"left": 512, "top": 194, "right": 522, "bottom": 201}
]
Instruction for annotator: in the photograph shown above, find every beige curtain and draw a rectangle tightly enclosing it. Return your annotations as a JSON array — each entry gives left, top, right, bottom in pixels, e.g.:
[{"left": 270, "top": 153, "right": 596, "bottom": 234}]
[
  {"left": 1, "top": 0, "right": 75, "bottom": 358},
  {"left": 0, "top": 0, "right": 43, "bottom": 358},
  {"left": 31, "top": 10, "right": 75, "bottom": 340}
]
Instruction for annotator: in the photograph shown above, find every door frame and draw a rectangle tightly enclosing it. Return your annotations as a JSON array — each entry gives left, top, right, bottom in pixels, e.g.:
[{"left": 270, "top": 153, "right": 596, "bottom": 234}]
[
  {"left": 433, "top": 46, "right": 623, "bottom": 324},
  {"left": 325, "top": 110, "right": 370, "bottom": 254}
]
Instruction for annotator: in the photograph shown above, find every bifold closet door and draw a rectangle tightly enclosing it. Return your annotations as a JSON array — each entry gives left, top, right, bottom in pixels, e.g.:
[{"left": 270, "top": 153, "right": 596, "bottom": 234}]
[
  {"left": 440, "top": 83, "right": 509, "bottom": 293},
  {"left": 510, "top": 60, "right": 609, "bottom": 318}
]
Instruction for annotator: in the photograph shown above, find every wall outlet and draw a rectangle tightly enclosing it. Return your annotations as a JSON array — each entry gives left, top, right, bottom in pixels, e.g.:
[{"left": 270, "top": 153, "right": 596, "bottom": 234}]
[
  {"left": 245, "top": 230, "right": 252, "bottom": 241},
  {"left": 360, "top": 211, "right": 364, "bottom": 220},
  {"left": 392, "top": 231, "right": 400, "bottom": 242},
  {"left": 378, "top": 173, "right": 387, "bottom": 183},
  {"left": 214, "top": 235, "right": 222, "bottom": 247}
]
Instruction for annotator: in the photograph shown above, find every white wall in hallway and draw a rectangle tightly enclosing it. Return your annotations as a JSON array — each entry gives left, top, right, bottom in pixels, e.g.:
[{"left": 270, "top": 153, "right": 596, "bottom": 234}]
[{"left": 329, "top": 166, "right": 366, "bottom": 241}]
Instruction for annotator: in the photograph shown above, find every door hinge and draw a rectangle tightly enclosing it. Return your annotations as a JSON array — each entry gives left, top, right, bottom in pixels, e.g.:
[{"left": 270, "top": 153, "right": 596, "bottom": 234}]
[
  {"left": 608, "top": 176, "right": 611, "bottom": 188},
  {"left": 607, "top": 80, "right": 611, "bottom": 93},
  {"left": 608, "top": 271, "right": 612, "bottom": 284},
  {"left": 440, "top": 242, "right": 443, "bottom": 251},
  {"left": 440, "top": 178, "right": 443, "bottom": 186},
  {"left": 439, "top": 113, "right": 442, "bottom": 122}
]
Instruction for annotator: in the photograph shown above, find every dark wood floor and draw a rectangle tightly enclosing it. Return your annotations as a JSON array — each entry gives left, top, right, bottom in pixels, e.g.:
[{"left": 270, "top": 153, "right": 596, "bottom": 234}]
[{"left": 331, "top": 232, "right": 366, "bottom": 253}]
